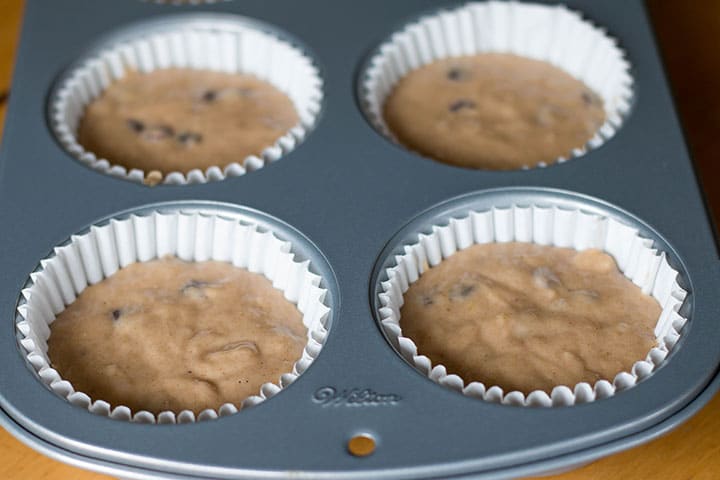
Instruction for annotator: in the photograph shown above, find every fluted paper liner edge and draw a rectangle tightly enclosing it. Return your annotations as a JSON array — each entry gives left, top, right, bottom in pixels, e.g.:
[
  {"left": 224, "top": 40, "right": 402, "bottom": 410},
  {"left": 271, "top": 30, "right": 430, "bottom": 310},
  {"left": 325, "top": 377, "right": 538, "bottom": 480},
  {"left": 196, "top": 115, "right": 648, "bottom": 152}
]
[
  {"left": 51, "top": 17, "right": 323, "bottom": 185},
  {"left": 17, "top": 209, "right": 331, "bottom": 423},
  {"left": 378, "top": 204, "right": 688, "bottom": 407},
  {"left": 361, "top": 1, "right": 634, "bottom": 168}
]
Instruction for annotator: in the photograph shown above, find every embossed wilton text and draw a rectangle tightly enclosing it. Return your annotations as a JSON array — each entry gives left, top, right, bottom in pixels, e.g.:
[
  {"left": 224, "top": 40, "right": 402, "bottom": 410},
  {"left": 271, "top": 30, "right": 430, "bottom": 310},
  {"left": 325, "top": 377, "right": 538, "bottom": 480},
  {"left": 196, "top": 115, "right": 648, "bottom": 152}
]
[{"left": 312, "top": 387, "right": 401, "bottom": 406}]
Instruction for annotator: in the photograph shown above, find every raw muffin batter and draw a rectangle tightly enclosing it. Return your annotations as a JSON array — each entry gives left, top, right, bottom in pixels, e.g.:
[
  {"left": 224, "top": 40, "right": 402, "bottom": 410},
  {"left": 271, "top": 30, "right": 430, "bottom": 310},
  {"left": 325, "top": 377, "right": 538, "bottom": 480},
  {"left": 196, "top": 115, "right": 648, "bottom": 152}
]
[
  {"left": 48, "top": 257, "right": 307, "bottom": 414},
  {"left": 400, "top": 243, "right": 660, "bottom": 394},
  {"left": 383, "top": 54, "right": 606, "bottom": 170},
  {"left": 77, "top": 69, "right": 299, "bottom": 178}
]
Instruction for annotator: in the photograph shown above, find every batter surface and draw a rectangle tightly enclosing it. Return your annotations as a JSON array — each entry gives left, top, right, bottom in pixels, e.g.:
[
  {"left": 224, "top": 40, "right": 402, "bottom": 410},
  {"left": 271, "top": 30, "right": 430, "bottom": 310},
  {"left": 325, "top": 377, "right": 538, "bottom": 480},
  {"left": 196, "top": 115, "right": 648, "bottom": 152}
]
[
  {"left": 77, "top": 69, "right": 299, "bottom": 178},
  {"left": 48, "top": 257, "right": 307, "bottom": 414},
  {"left": 383, "top": 54, "right": 606, "bottom": 170},
  {"left": 400, "top": 243, "right": 660, "bottom": 394}
]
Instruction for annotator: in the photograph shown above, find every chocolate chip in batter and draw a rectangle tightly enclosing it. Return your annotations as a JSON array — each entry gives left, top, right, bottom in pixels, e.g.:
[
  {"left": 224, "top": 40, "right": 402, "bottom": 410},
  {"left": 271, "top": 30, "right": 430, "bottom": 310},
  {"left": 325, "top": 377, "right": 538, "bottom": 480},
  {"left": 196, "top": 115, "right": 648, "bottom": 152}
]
[
  {"left": 142, "top": 125, "right": 175, "bottom": 142},
  {"left": 109, "top": 306, "right": 142, "bottom": 321},
  {"left": 126, "top": 118, "right": 145, "bottom": 133},
  {"left": 449, "top": 99, "right": 477, "bottom": 112},
  {"left": 200, "top": 86, "right": 254, "bottom": 103},
  {"left": 581, "top": 90, "right": 602, "bottom": 107},
  {"left": 202, "top": 90, "right": 217, "bottom": 102},
  {"left": 460, "top": 284, "right": 475, "bottom": 296},
  {"left": 177, "top": 131, "right": 203, "bottom": 147},
  {"left": 420, "top": 294, "right": 434, "bottom": 306},
  {"left": 447, "top": 67, "right": 470, "bottom": 81},
  {"left": 449, "top": 283, "right": 476, "bottom": 300},
  {"left": 183, "top": 279, "right": 211, "bottom": 289}
]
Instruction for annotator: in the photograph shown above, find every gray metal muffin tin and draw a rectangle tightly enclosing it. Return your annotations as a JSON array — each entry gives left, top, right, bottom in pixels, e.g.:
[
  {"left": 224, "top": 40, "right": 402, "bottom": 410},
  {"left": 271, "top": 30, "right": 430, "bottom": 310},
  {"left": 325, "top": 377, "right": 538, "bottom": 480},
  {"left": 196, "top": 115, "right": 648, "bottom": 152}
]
[{"left": 1, "top": 0, "right": 719, "bottom": 478}]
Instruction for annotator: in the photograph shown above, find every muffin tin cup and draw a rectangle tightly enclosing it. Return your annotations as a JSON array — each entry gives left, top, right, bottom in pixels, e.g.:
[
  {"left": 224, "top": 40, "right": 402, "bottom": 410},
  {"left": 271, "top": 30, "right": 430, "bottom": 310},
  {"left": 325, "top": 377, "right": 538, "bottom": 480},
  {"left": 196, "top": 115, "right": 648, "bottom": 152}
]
[
  {"left": 375, "top": 192, "right": 688, "bottom": 407},
  {"left": 360, "top": 0, "right": 634, "bottom": 168},
  {"left": 50, "top": 14, "right": 323, "bottom": 185},
  {"left": 16, "top": 206, "right": 331, "bottom": 424}
]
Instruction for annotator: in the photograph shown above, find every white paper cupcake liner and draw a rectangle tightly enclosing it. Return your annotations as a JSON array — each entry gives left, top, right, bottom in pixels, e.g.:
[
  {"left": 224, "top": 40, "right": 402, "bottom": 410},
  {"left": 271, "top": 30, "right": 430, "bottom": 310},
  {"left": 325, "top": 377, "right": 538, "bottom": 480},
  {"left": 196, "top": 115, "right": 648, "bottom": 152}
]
[
  {"left": 361, "top": 1, "right": 634, "bottom": 168},
  {"left": 16, "top": 209, "right": 331, "bottom": 423},
  {"left": 377, "top": 204, "right": 688, "bottom": 407},
  {"left": 51, "top": 16, "right": 323, "bottom": 185}
]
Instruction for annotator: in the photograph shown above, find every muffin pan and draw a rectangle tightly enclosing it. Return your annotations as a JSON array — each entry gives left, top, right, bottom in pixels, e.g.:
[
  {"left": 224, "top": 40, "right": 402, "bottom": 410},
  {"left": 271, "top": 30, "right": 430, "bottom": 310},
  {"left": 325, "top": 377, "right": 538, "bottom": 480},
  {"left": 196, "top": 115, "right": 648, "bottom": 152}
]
[{"left": 1, "top": 0, "right": 719, "bottom": 479}]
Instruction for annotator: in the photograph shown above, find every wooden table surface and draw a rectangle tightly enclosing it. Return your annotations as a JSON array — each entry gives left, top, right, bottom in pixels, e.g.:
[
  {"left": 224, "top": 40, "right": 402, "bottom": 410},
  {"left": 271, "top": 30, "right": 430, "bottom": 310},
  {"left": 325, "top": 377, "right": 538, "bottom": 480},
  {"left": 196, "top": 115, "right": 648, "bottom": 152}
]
[{"left": 1, "top": 1, "right": 719, "bottom": 479}]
